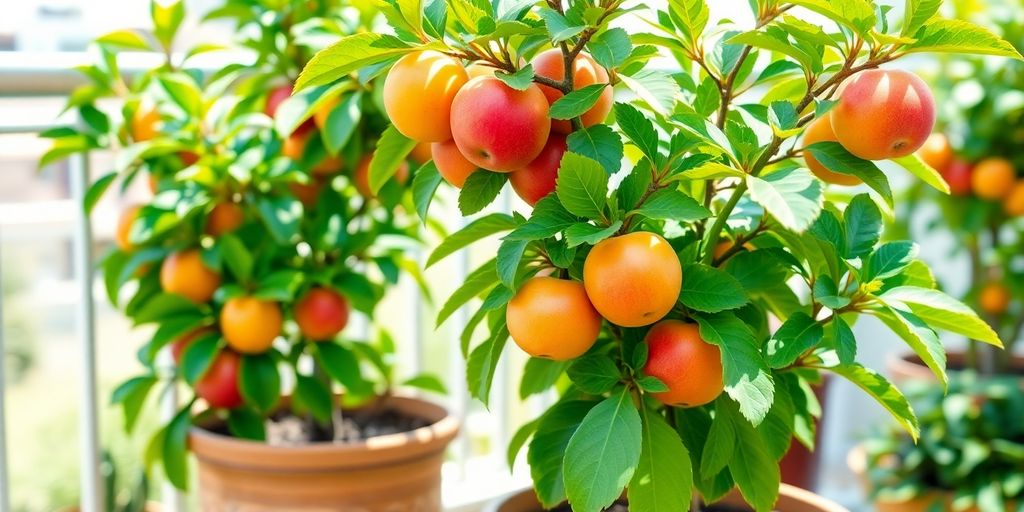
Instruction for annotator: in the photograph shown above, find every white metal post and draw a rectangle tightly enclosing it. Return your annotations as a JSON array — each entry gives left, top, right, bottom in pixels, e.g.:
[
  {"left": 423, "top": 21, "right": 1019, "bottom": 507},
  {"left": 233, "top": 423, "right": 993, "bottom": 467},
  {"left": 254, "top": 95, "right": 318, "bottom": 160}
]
[
  {"left": 70, "top": 149, "right": 103, "bottom": 512},
  {"left": 0, "top": 224, "right": 10, "bottom": 512}
]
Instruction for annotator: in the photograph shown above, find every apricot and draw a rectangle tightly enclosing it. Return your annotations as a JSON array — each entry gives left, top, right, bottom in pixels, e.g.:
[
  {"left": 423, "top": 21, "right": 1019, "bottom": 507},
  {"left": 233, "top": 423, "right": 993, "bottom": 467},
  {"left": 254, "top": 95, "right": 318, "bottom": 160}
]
[
  {"left": 803, "top": 115, "right": 862, "bottom": 186},
  {"left": 643, "top": 320, "right": 724, "bottom": 407},
  {"left": 195, "top": 350, "right": 244, "bottom": 409},
  {"left": 917, "top": 133, "right": 954, "bottom": 172},
  {"left": 115, "top": 204, "right": 142, "bottom": 250},
  {"left": 979, "top": 282, "right": 1011, "bottom": 315},
  {"left": 506, "top": 276, "right": 602, "bottom": 360},
  {"left": 131, "top": 108, "right": 161, "bottom": 142},
  {"left": 971, "top": 158, "right": 1016, "bottom": 200},
  {"left": 205, "top": 202, "right": 244, "bottom": 237},
  {"left": 383, "top": 51, "right": 469, "bottom": 142},
  {"left": 450, "top": 76, "right": 551, "bottom": 172},
  {"left": 170, "top": 326, "right": 216, "bottom": 364},
  {"left": 221, "top": 296, "right": 283, "bottom": 354},
  {"left": 942, "top": 159, "right": 973, "bottom": 197},
  {"left": 289, "top": 180, "right": 323, "bottom": 208},
  {"left": 431, "top": 139, "right": 478, "bottom": 188},
  {"left": 532, "top": 49, "right": 613, "bottom": 133},
  {"left": 508, "top": 133, "right": 566, "bottom": 206},
  {"left": 1004, "top": 181, "right": 1024, "bottom": 217},
  {"left": 160, "top": 249, "right": 221, "bottom": 304},
  {"left": 294, "top": 287, "right": 350, "bottom": 341},
  {"left": 583, "top": 232, "right": 682, "bottom": 327},
  {"left": 410, "top": 142, "right": 434, "bottom": 165},
  {"left": 830, "top": 69, "right": 935, "bottom": 160},
  {"left": 353, "top": 155, "right": 409, "bottom": 198}
]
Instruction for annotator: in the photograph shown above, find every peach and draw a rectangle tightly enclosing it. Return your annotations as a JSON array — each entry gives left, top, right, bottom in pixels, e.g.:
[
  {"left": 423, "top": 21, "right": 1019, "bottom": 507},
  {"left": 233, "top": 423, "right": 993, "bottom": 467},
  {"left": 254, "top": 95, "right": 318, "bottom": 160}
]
[
  {"left": 531, "top": 49, "right": 613, "bottom": 133},
  {"left": 383, "top": 51, "right": 469, "bottom": 142},
  {"left": 830, "top": 69, "right": 936, "bottom": 160},
  {"left": 509, "top": 133, "right": 567, "bottom": 205}
]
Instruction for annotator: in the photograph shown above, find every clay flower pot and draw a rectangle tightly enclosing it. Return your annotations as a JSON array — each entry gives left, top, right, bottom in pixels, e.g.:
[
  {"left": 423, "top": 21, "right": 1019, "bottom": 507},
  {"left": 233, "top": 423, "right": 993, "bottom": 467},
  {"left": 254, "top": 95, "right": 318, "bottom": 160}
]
[
  {"left": 484, "top": 484, "right": 848, "bottom": 512},
  {"left": 189, "top": 395, "right": 459, "bottom": 511}
]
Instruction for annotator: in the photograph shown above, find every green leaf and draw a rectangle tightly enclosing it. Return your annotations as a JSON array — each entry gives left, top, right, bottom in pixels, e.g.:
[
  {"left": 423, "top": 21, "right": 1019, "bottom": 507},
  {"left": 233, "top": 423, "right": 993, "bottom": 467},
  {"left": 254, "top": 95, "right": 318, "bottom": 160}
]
[
  {"left": 727, "top": 30, "right": 814, "bottom": 70},
  {"left": 528, "top": 400, "right": 596, "bottom": 507},
  {"left": 902, "top": 0, "right": 941, "bottom": 36},
  {"left": 766, "top": 312, "right": 824, "bottom": 369},
  {"left": 550, "top": 84, "right": 611, "bottom": 120},
  {"left": 322, "top": 92, "right": 363, "bottom": 155},
  {"left": 459, "top": 171, "right": 508, "bottom": 215},
  {"left": 428, "top": 214, "right": 517, "bottom": 267},
  {"left": 505, "top": 196, "right": 578, "bottom": 241},
  {"left": 520, "top": 357, "right": 570, "bottom": 398},
  {"left": 905, "top": 18, "right": 1023, "bottom": 59},
  {"left": 412, "top": 161, "right": 444, "bottom": 224},
  {"left": 315, "top": 342, "right": 371, "bottom": 395},
  {"left": 293, "top": 375, "right": 333, "bottom": 425},
  {"left": 133, "top": 293, "right": 201, "bottom": 326},
  {"left": 239, "top": 354, "right": 280, "bottom": 413},
  {"left": 805, "top": 142, "right": 893, "bottom": 207},
  {"left": 181, "top": 334, "right": 220, "bottom": 385},
  {"left": 227, "top": 407, "right": 266, "bottom": 441},
  {"left": 218, "top": 234, "right": 253, "bottom": 282},
  {"left": 865, "top": 241, "right": 918, "bottom": 281},
  {"left": 495, "top": 64, "right": 536, "bottom": 91},
  {"left": 630, "top": 188, "right": 711, "bottom": 222},
  {"left": 436, "top": 259, "right": 498, "bottom": 326},
  {"left": 679, "top": 264, "right": 748, "bottom": 313},
  {"left": 833, "top": 318, "right": 857, "bottom": 365},
  {"left": 563, "top": 390, "right": 642, "bottom": 512},
  {"left": 111, "top": 376, "right": 157, "bottom": 434},
  {"left": 614, "top": 103, "right": 659, "bottom": 163},
  {"left": 590, "top": 28, "right": 632, "bottom": 69},
  {"left": 157, "top": 73, "right": 202, "bottom": 116},
  {"left": 84, "top": 172, "right": 118, "bottom": 214},
  {"left": 892, "top": 153, "right": 950, "bottom": 194},
  {"left": 725, "top": 400, "right": 782, "bottom": 512},
  {"left": 151, "top": 0, "right": 185, "bottom": 49},
  {"left": 880, "top": 286, "right": 1002, "bottom": 347},
  {"left": 843, "top": 194, "right": 882, "bottom": 259},
  {"left": 787, "top": 0, "right": 875, "bottom": 36},
  {"left": 256, "top": 196, "right": 301, "bottom": 243},
  {"left": 568, "top": 124, "right": 623, "bottom": 173},
  {"left": 700, "top": 403, "right": 736, "bottom": 477},
  {"left": 162, "top": 406, "right": 191, "bottom": 490},
  {"left": 272, "top": 83, "right": 340, "bottom": 137},
  {"left": 538, "top": 7, "right": 585, "bottom": 42},
  {"left": 467, "top": 318, "right": 508, "bottom": 406},
  {"left": 695, "top": 313, "right": 774, "bottom": 425},
  {"left": 567, "top": 355, "right": 621, "bottom": 394},
  {"left": 497, "top": 238, "right": 529, "bottom": 287},
  {"left": 668, "top": 0, "right": 710, "bottom": 47},
  {"left": 747, "top": 167, "right": 823, "bottom": 233},
  {"left": 827, "top": 362, "right": 919, "bottom": 440},
  {"left": 621, "top": 70, "right": 680, "bottom": 115},
  {"left": 556, "top": 153, "right": 609, "bottom": 220},
  {"left": 98, "top": 29, "right": 152, "bottom": 50},
  {"left": 564, "top": 221, "right": 621, "bottom": 248},
  {"left": 369, "top": 125, "right": 416, "bottom": 195},
  {"left": 813, "top": 275, "right": 850, "bottom": 310},
  {"left": 628, "top": 407, "right": 692, "bottom": 512},
  {"left": 873, "top": 306, "right": 946, "bottom": 387},
  {"left": 402, "top": 374, "right": 447, "bottom": 394},
  {"left": 295, "top": 33, "right": 415, "bottom": 91}
]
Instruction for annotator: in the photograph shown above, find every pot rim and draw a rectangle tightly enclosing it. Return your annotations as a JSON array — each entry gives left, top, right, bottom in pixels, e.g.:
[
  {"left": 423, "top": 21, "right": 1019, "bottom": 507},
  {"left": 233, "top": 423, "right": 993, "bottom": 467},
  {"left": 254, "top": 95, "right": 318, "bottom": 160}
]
[
  {"left": 188, "top": 394, "right": 459, "bottom": 471},
  {"left": 888, "top": 350, "right": 1024, "bottom": 377}
]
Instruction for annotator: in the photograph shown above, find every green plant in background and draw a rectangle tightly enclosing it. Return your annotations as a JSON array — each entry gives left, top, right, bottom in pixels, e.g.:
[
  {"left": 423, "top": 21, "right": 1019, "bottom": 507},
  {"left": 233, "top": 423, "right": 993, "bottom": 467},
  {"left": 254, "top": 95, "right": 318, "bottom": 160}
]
[
  {"left": 99, "top": 450, "right": 151, "bottom": 512},
  {"left": 41, "top": 0, "right": 442, "bottom": 491},
  {"left": 296, "top": 0, "right": 1019, "bottom": 510},
  {"left": 864, "top": 373, "right": 1024, "bottom": 510},
  {"left": 1, "top": 265, "right": 36, "bottom": 385}
]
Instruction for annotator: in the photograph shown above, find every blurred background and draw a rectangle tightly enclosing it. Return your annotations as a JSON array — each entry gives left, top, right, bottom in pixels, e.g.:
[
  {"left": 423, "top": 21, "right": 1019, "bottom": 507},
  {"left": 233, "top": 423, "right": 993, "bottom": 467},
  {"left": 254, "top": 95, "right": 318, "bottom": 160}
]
[{"left": 0, "top": 0, "right": 1021, "bottom": 511}]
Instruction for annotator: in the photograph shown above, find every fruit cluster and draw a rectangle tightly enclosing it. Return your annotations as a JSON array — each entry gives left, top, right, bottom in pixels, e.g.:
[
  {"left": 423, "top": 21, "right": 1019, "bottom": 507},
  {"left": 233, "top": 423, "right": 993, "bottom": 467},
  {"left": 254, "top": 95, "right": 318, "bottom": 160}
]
[
  {"left": 383, "top": 49, "right": 611, "bottom": 205},
  {"left": 917, "top": 133, "right": 1024, "bottom": 216}
]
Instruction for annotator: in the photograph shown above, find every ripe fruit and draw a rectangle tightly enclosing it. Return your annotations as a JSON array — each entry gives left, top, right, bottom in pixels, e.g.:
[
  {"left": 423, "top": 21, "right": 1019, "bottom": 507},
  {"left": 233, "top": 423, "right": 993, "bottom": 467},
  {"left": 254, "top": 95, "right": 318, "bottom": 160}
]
[
  {"left": 294, "top": 287, "right": 350, "bottom": 341},
  {"left": 642, "top": 320, "right": 724, "bottom": 407},
  {"left": 972, "top": 158, "right": 1016, "bottom": 200},
  {"left": 942, "top": 159, "right": 973, "bottom": 196},
  {"left": 1004, "top": 181, "right": 1024, "bottom": 217},
  {"left": 532, "top": 49, "right": 613, "bottom": 133},
  {"left": 170, "top": 326, "right": 215, "bottom": 364},
  {"left": 178, "top": 151, "right": 199, "bottom": 167},
  {"left": 115, "top": 205, "right": 142, "bottom": 250},
  {"left": 803, "top": 115, "right": 862, "bottom": 186},
  {"left": 313, "top": 95, "right": 340, "bottom": 130},
  {"left": 353, "top": 155, "right": 409, "bottom": 198},
  {"left": 160, "top": 249, "right": 221, "bottom": 304},
  {"left": 205, "top": 202, "right": 244, "bottom": 237},
  {"left": 410, "top": 142, "right": 434, "bottom": 165},
  {"left": 830, "top": 69, "right": 936, "bottom": 160},
  {"left": 282, "top": 131, "right": 343, "bottom": 176},
  {"left": 466, "top": 62, "right": 498, "bottom": 78},
  {"left": 383, "top": 51, "right": 469, "bottom": 142},
  {"left": 221, "top": 296, "right": 283, "bottom": 354},
  {"left": 917, "top": 133, "right": 954, "bottom": 172},
  {"left": 450, "top": 77, "right": 551, "bottom": 172},
  {"left": 979, "top": 282, "right": 1011, "bottom": 315},
  {"left": 266, "top": 84, "right": 314, "bottom": 136},
  {"left": 290, "top": 180, "right": 323, "bottom": 207},
  {"left": 508, "top": 133, "right": 567, "bottom": 205},
  {"left": 506, "top": 277, "right": 602, "bottom": 360},
  {"left": 131, "top": 108, "right": 161, "bottom": 142},
  {"left": 583, "top": 232, "right": 682, "bottom": 327},
  {"left": 195, "top": 350, "right": 244, "bottom": 409},
  {"left": 431, "top": 139, "right": 478, "bottom": 188}
]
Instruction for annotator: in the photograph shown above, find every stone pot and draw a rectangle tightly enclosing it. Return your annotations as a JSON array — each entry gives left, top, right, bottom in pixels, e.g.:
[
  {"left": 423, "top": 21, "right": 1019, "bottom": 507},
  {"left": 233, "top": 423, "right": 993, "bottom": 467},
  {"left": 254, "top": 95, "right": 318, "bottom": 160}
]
[
  {"left": 484, "top": 484, "right": 848, "bottom": 512},
  {"left": 189, "top": 395, "right": 459, "bottom": 511}
]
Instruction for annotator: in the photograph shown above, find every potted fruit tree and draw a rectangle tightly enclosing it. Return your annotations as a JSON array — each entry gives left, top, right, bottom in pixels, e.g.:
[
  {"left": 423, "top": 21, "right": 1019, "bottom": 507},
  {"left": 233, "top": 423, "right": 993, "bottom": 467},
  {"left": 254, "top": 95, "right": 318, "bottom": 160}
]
[
  {"left": 43, "top": 0, "right": 456, "bottom": 509},
  {"left": 295, "top": 0, "right": 1020, "bottom": 510}
]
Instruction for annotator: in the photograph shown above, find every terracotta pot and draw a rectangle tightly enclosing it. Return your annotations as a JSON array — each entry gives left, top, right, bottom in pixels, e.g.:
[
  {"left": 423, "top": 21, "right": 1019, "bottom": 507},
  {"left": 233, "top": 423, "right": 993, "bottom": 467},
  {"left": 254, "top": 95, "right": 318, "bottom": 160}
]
[
  {"left": 189, "top": 395, "right": 459, "bottom": 511},
  {"left": 59, "top": 504, "right": 161, "bottom": 512},
  {"left": 484, "top": 484, "right": 848, "bottom": 512},
  {"left": 887, "top": 350, "right": 1024, "bottom": 385},
  {"left": 847, "top": 444, "right": 1016, "bottom": 512}
]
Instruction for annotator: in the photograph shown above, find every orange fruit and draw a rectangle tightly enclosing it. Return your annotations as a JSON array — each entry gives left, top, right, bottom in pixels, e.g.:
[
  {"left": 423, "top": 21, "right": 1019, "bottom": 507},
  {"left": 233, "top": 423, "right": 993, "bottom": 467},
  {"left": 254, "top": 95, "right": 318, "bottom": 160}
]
[
  {"left": 583, "top": 232, "right": 682, "bottom": 327},
  {"left": 803, "top": 115, "right": 862, "bottom": 186},
  {"left": 220, "top": 296, "right": 283, "bottom": 354},
  {"left": 506, "top": 277, "right": 602, "bottom": 360},
  {"left": 643, "top": 320, "right": 724, "bottom": 407},
  {"left": 160, "top": 249, "right": 221, "bottom": 304},
  {"left": 972, "top": 158, "right": 1016, "bottom": 200}
]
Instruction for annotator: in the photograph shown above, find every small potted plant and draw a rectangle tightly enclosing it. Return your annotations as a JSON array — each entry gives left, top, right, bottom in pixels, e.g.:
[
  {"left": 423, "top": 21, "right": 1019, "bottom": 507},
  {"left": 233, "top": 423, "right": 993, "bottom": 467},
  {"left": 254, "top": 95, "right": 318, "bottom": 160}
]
[
  {"left": 296, "top": 0, "right": 1019, "bottom": 510},
  {"left": 44, "top": 0, "right": 456, "bottom": 509}
]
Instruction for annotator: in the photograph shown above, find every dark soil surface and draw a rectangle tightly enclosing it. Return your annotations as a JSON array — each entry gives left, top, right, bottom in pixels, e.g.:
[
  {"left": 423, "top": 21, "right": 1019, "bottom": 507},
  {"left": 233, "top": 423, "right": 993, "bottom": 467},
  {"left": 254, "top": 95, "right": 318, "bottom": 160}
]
[
  {"left": 547, "top": 501, "right": 751, "bottom": 511},
  {"left": 206, "top": 406, "right": 429, "bottom": 445}
]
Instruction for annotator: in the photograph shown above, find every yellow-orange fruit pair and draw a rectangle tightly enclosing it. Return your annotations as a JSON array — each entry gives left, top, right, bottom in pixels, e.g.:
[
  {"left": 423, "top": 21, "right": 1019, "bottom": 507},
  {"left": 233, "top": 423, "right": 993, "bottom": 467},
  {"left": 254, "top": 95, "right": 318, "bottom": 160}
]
[
  {"left": 531, "top": 49, "right": 613, "bottom": 133},
  {"left": 583, "top": 232, "right": 682, "bottom": 327},
  {"left": 972, "top": 158, "right": 1016, "bottom": 200},
  {"left": 383, "top": 51, "right": 469, "bottom": 143},
  {"left": 221, "top": 296, "right": 283, "bottom": 353},
  {"left": 831, "top": 69, "right": 936, "bottom": 161},
  {"left": 643, "top": 320, "right": 724, "bottom": 407},
  {"left": 802, "top": 115, "right": 862, "bottom": 186},
  {"left": 506, "top": 276, "right": 602, "bottom": 360},
  {"left": 979, "top": 282, "right": 1011, "bottom": 315},
  {"left": 160, "top": 249, "right": 221, "bottom": 304}
]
